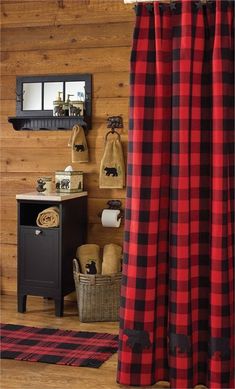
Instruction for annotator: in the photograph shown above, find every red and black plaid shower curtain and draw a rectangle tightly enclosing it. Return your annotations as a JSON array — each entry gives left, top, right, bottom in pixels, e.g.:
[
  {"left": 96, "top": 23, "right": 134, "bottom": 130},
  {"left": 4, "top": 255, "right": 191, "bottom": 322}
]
[{"left": 117, "top": 1, "right": 234, "bottom": 388}]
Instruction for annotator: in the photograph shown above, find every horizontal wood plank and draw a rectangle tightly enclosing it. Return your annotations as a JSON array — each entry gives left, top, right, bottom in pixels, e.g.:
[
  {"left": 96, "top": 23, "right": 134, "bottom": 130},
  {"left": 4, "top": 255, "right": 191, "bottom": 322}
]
[
  {"left": 0, "top": 219, "right": 17, "bottom": 245},
  {"left": 0, "top": 72, "right": 130, "bottom": 100},
  {"left": 0, "top": 122, "right": 129, "bottom": 142},
  {"left": 1, "top": 22, "right": 133, "bottom": 51},
  {"left": 0, "top": 126, "right": 128, "bottom": 147},
  {"left": 0, "top": 97, "right": 129, "bottom": 124},
  {"left": 0, "top": 141, "right": 128, "bottom": 172},
  {"left": 0, "top": 47, "right": 130, "bottom": 76},
  {"left": 1, "top": 0, "right": 134, "bottom": 28},
  {"left": 1, "top": 195, "right": 126, "bottom": 223},
  {"left": 87, "top": 223, "right": 124, "bottom": 248},
  {"left": 0, "top": 134, "right": 128, "bottom": 150},
  {"left": 0, "top": 172, "right": 127, "bottom": 199},
  {"left": 0, "top": 46, "right": 131, "bottom": 75}
]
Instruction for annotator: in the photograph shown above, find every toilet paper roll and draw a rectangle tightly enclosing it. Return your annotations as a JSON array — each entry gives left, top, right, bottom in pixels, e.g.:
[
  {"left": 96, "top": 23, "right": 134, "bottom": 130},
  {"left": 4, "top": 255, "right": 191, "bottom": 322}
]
[{"left": 101, "top": 209, "right": 121, "bottom": 228}]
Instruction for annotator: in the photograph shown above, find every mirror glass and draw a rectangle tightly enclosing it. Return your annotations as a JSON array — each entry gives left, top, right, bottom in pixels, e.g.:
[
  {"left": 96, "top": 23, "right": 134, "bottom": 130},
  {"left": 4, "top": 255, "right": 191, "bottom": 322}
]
[
  {"left": 16, "top": 75, "right": 91, "bottom": 129},
  {"left": 44, "top": 82, "right": 63, "bottom": 110},
  {"left": 65, "top": 81, "right": 86, "bottom": 102},
  {"left": 23, "top": 83, "right": 42, "bottom": 110}
]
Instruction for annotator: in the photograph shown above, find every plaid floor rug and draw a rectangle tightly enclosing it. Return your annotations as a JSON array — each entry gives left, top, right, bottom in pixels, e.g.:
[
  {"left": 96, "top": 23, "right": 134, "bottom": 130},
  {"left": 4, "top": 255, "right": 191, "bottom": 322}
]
[{"left": 0, "top": 323, "right": 118, "bottom": 368}]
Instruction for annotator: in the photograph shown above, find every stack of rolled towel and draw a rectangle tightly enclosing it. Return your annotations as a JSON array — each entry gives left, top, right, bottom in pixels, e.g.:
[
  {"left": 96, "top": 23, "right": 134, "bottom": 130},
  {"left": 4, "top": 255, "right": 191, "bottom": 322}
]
[
  {"left": 76, "top": 243, "right": 122, "bottom": 275},
  {"left": 36, "top": 206, "right": 60, "bottom": 228}
]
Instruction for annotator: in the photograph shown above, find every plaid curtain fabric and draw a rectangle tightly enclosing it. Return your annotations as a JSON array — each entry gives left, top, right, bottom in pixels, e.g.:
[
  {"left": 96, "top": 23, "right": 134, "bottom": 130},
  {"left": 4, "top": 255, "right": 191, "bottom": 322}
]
[{"left": 117, "top": 1, "right": 234, "bottom": 388}]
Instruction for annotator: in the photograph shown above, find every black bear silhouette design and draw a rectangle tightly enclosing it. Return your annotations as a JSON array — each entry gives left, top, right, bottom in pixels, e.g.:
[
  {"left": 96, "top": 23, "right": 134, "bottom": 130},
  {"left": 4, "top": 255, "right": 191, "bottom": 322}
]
[
  {"left": 85, "top": 261, "right": 97, "bottom": 275},
  {"left": 70, "top": 106, "right": 82, "bottom": 116},
  {"left": 209, "top": 337, "right": 230, "bottom": 359},
  {"left": 54, "top": 105, "right": 64, "bottom": 116},
  {"left": 74, "top": 144, "right": 85, "bottom": 152},
  {"left": 124, "top": 329, "right": 151, "bottom": 352},
  {"left": 104, "top": 167, "right": 118, "bottom": 177},
  {"left": 169, "top": 333, "right": 191, "bottom": 355},
  {"left": 36, "top": 179, "right": 46, "bottom": 193},
  {"left": 60, "top": 178, "right": 70, "bottom": 189}
]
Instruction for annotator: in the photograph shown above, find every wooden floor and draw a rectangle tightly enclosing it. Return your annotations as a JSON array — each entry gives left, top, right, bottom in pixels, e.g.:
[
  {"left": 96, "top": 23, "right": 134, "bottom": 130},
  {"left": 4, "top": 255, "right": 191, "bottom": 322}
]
[
  {"left": 1, "top": 294, "right": 171, "bottom": 389},
  {"left": 1, "top": 295, "right": 208, "bottom": 389}
]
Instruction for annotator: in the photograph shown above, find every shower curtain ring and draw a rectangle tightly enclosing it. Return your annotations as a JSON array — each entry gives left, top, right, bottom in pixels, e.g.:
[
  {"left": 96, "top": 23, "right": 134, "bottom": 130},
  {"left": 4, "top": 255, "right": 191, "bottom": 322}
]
[{"left": 169, "top": 0, "right": 176, "bottom": 10}]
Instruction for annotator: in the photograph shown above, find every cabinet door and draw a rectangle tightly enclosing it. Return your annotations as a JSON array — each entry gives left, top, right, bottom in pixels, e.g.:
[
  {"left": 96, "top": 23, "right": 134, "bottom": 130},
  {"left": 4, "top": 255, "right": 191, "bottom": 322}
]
[{"left": 19, "top": 227, "right": 59, "bottom": 289}]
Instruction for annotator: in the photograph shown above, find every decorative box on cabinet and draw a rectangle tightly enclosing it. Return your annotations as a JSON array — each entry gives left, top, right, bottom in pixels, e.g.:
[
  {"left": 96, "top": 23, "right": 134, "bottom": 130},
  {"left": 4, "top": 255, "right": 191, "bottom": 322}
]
[{"left": 16, "top": 191, "right": 88, "bottom": 317}]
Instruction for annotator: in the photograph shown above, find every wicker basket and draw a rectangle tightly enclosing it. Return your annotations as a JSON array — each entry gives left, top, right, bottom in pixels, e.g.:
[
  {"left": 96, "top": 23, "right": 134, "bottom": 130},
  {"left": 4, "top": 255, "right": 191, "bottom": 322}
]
[{"left": 73, "top": 258, "right": 122, "bottom": 322}]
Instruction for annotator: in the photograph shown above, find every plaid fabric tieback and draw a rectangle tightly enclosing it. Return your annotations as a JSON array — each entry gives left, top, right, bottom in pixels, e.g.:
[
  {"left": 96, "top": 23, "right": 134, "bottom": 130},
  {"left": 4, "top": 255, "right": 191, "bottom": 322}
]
[{"left": 117, "top": 1, "right": 234, "bottom": 388}]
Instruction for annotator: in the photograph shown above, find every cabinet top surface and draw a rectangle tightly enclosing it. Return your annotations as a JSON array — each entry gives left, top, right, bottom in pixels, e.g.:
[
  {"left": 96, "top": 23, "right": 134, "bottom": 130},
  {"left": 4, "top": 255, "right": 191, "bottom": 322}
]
[{"left": 16, "top": 191, "right": 88, "bottom": 202}]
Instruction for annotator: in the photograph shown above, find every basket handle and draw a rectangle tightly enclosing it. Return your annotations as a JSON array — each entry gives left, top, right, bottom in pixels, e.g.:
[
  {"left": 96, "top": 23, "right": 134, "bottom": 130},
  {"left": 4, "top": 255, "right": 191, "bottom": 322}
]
[{"left": 73, "top": 258, "right": 80, "bottom": 273}]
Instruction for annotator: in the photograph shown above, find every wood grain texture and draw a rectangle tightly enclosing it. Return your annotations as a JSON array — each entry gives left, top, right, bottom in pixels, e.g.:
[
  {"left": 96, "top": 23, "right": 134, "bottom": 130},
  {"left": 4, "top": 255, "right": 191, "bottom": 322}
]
[
  {"left": 0, "top": 172, "right": 127, "bottom": 199},
  {"left": 1, "top": 22, "right": 133, "bottom": 51},
  {"left": 0, "top": 98, "right": 129, "bottom": 123},
  {"left": 1, "top": 0, "right": 134, "bottom": 28},
  {"left": 0, "top": 0, "right": 132, "bottom": 295},
  {"left": 0, "top": 121, "right": 129, "bottom": 140},
  {"left": 0, "top": 72, "right": 130, "bottom": 100},
  {"left": 0, "top": 46, "right": 131, "bottom": 75}
]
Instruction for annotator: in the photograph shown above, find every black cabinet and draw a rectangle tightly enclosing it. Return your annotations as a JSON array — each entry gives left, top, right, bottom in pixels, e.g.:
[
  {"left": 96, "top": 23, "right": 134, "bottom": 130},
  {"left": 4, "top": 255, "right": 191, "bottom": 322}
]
[{"left": 17, "top": 192, "right": 87, "bottom": 316}]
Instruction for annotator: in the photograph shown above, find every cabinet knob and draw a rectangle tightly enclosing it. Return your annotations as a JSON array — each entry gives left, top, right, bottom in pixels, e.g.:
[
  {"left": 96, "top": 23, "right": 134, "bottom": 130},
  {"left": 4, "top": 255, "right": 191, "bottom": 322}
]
[{"left": 35, "top": 229, "right": 42, "bottom": 236}]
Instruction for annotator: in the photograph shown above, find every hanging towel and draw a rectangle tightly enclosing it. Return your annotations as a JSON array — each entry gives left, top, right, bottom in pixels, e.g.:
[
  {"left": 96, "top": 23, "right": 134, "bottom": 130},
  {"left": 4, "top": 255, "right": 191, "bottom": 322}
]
[
  {"left": 36, "top": 207, "right": 60, "bottom": 228},
  {"left": 99, "top": 137, "right": 125, "bottom": 189},
  {"left": 68, "top": 124, "right": 89, "bottom": 163}
]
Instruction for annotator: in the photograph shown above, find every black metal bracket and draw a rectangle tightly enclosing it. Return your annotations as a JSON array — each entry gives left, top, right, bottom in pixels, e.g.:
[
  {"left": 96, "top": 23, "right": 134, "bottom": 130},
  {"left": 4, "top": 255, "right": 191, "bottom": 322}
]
[
  {"left": 98, "top": 199, "right": 124, "bottom": 220},
  {"left": 107, "top": 116, "right": 123, "bottom": 132}
]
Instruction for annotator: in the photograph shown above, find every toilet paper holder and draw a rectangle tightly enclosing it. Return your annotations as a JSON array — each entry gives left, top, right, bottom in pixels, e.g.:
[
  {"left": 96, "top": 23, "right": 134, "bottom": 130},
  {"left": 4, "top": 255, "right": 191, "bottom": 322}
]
[{"left": 98, "top": 200, "right": 124, "bottom": 220}]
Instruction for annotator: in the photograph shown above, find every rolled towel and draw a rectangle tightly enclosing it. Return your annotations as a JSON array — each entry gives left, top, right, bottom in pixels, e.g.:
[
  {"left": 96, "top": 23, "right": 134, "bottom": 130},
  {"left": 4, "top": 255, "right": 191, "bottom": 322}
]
[
  {"left": 36, "top": 206, "right": 60, "bottom": 228},
  {"left": 102, "top": 243, "right": 122, "bottom": 275},
  {"left": 76, "top": 244, "right": 102, "bottom": 275}
]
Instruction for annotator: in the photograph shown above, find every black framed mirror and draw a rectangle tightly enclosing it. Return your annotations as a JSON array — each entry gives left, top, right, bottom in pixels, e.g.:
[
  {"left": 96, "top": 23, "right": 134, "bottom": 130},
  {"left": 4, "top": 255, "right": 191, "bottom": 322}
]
[{"left": 9, "top": 74, "right": 92, "bottom": 131}]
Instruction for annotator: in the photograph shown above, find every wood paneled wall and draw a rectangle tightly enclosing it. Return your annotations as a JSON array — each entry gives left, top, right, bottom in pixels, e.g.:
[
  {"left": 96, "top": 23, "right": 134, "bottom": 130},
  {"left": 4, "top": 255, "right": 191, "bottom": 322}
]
[{"left": 0, "top": 0, "right": 134, "bottom": 295}]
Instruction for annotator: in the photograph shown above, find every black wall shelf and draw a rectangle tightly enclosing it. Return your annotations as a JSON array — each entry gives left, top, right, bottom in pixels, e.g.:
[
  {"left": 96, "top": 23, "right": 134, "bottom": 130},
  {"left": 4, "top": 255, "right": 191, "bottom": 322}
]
[
  {"left": 8, "top": 116, "right": 88, "bottom": 131},
  {"left": 8, "top": 74, "right": 92, "bottom": 131}
]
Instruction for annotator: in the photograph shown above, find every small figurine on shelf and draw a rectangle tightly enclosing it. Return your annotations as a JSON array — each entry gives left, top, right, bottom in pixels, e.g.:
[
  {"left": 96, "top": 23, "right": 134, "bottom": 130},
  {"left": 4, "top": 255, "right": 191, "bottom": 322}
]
[
  {"left": 36, "top": 178, "right": 46, "bottom": 192},
  {"left": 63, "top": 94, "right": 74, "bottom": 116},
  {"left": 53, "top": 92, "right": 64, "bottom": 117},
  {"left": 69, "top": 105, "right": 82, "bottom": 117},
  {"left": 69, "top": 91, "right": 85, "bottom": 117},
  {"left": 36, "top": 177, "right": 52, "bottom": 193}
]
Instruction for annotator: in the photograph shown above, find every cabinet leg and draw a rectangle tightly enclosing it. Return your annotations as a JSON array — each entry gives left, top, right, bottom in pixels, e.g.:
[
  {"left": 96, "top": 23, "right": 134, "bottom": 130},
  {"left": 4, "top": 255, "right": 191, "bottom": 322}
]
[
  {"left": 18, "top": 294, "right": 27, "bottom": 313},
  {"left": 55, "top": 298, "right": 64, "bottom": 317}
]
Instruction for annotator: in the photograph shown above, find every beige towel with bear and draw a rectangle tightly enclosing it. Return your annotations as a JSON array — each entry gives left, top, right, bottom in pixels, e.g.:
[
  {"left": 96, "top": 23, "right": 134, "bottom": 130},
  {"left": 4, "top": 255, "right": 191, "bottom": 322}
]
[
  {"left": 101, "top": 243, "right": 122, "bottom": 275},
  {"left": 99, "top": 138, "right": 125, "bottom": 189},
  {"left": 68, "top": 124, "right": 89, "bottom": 163},
  {"left": 36, "top": 207, "right": 60, "bottom": 228},
  {"left": 76, "top": 244, "right": 101, "bottom": 275}
]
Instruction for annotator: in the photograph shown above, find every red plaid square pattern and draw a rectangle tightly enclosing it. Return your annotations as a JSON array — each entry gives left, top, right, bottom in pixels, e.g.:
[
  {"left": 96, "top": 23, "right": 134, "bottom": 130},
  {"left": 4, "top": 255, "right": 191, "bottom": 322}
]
[
  {"left": 117, "top": 1, "right": 234, "bottom": 388},
  {"left": 0, "top": 323, "right": 118, "bottom": 368}
]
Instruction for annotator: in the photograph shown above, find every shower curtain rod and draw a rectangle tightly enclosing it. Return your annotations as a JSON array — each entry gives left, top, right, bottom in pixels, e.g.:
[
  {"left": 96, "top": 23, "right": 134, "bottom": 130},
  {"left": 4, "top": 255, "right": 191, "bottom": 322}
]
[{"left": 124, "top": 0, "right": 208, "bottom": 3}]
